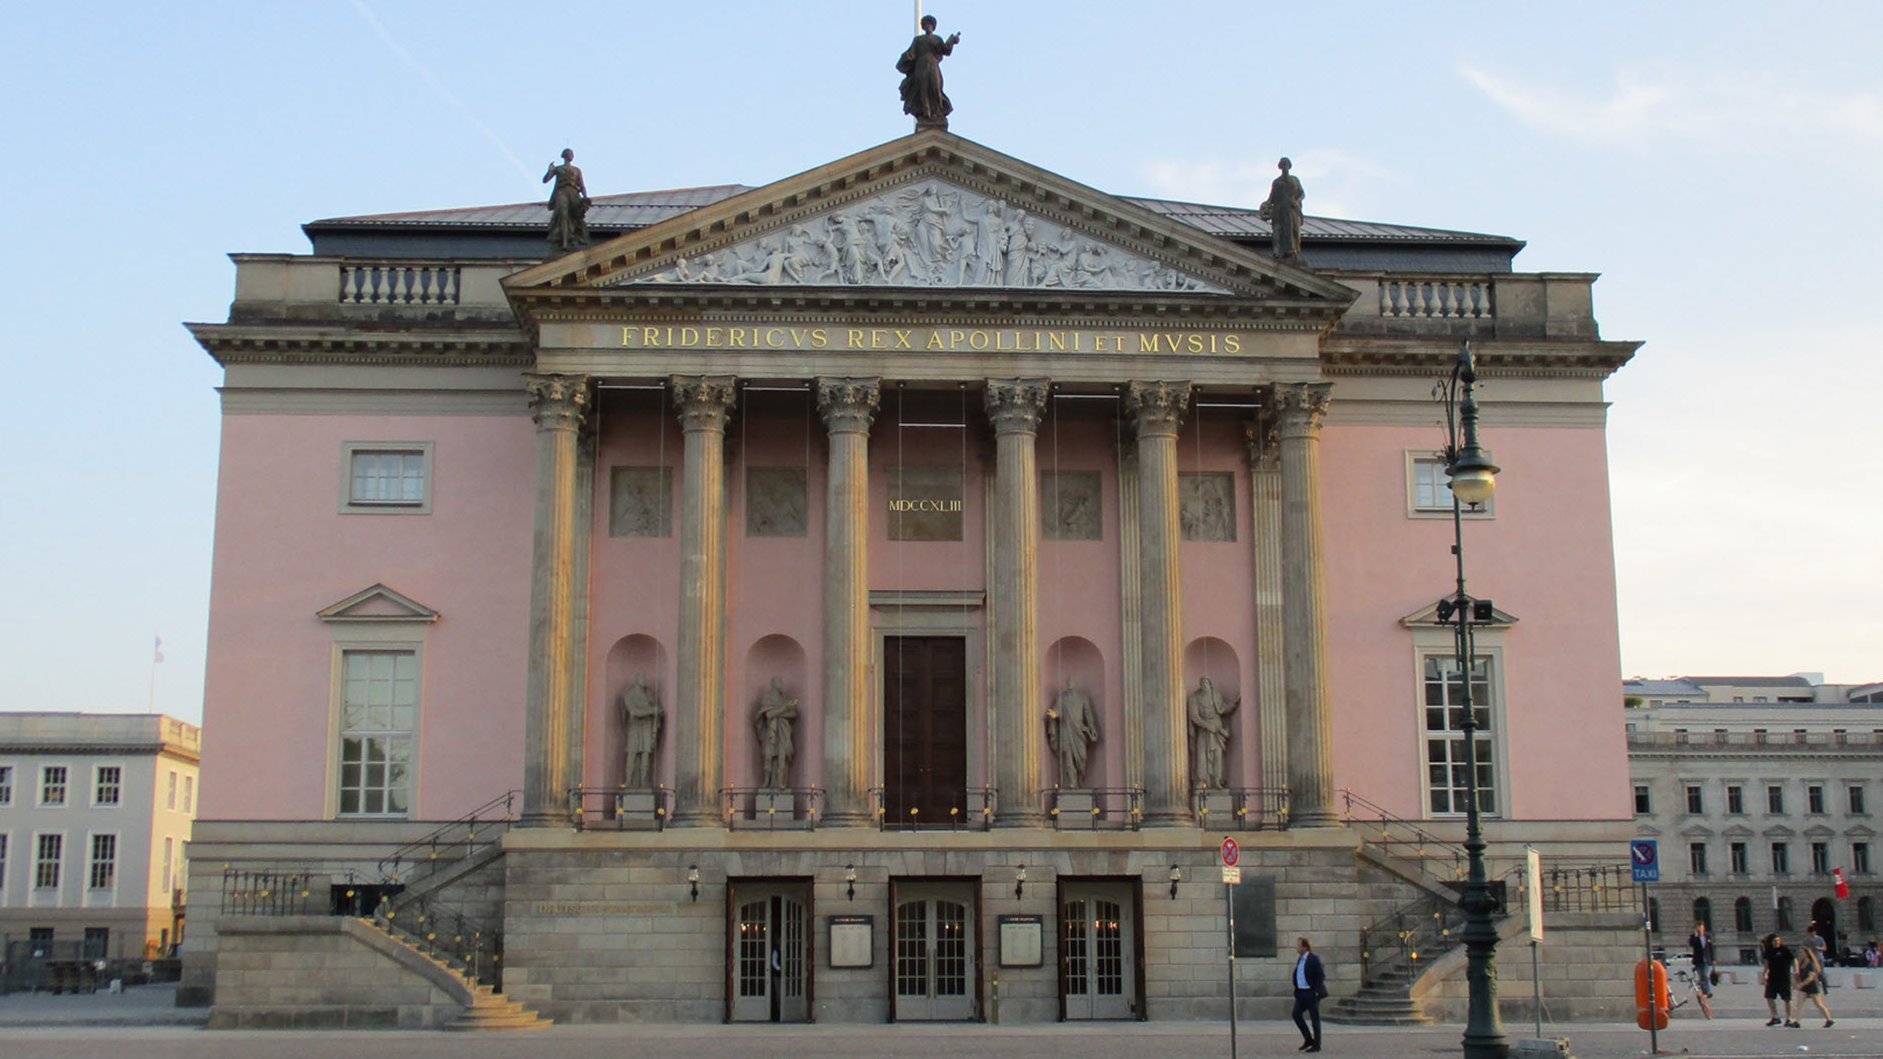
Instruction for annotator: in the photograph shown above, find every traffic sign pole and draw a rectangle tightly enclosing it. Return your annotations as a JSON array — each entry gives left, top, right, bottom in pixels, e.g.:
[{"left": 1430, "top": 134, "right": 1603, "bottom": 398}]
[{"left": 1222, "top": 837, "right": 1240, "bottom": 1059}]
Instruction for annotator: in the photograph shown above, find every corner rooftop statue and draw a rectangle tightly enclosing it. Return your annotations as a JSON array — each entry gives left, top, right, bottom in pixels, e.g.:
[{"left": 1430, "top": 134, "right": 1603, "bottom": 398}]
[{"left": 898, "top": 13, "right": 960, "bottom": 130}]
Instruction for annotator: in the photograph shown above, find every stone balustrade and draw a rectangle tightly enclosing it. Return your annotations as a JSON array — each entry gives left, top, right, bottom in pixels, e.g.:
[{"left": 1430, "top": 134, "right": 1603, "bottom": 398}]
[
  {"left": 1329, "top": 270, "right": 1602, "bottom": 339},
  {"left": 227, "top": 254, "right": 527, "bottom": 322}
]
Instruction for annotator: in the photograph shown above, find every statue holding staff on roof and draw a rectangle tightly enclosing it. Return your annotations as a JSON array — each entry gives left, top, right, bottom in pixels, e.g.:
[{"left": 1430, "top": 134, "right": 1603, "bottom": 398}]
[
  {"left": 543, "top": 147, "right": 591, "bottom": 252},
  {"left": 897, "top": 15, "right": 960, "bottom": 129},
  {"left": 1258, "top": 156, "right": 1305, "bottom": 265}
]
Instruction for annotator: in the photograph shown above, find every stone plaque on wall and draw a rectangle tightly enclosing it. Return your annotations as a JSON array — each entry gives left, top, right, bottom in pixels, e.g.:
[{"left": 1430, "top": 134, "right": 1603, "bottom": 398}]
[
  {"left": 609, "top": 466, "right": 672, "bottom": 537},
  {"left": 747, "top": 467, "right": 808, "bottom": 537},
  {"left": 1040, "top": 471, "right": 1101, "bottom": 541},
  {"left": 888, "top": 466, "right": 963, "bottom": 541},
  {"left": 1231, "top": 877, "right": 1278, "bottom": 958},
  {"left": 1179, "top": 472, "right": 1235, "bottom": 542}
]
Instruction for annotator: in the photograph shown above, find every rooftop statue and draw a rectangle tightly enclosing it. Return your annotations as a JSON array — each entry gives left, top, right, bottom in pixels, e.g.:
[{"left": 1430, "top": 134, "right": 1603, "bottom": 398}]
[
  {"left": 897, "top": 15, "right": 960, "bottom": 130},
  {"left": 1258, "top": 156, "right": 1305, "bottom": 265},
  {"left": 543, "top": 148, "right": 591, "bottom": 253}
]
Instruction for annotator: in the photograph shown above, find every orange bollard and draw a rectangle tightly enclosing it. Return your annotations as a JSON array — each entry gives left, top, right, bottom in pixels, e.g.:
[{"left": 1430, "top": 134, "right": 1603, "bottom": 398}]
[{"left": 1634, "top": 958, "right": 1670, "bottom": 1030}]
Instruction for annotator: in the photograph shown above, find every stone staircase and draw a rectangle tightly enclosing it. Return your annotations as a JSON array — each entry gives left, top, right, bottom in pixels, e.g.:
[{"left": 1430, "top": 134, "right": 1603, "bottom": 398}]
[
  {"left": 1324, "top": 965, "right": 1430, "bottom": 1026},
  {"left": 445, "top": 982, "right": 552, "bottom": 1032}
]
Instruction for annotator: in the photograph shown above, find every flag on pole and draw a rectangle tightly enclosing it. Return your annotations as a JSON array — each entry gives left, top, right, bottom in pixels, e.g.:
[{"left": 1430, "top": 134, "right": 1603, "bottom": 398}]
[
  {"left": 1834, "top": 867, "right": 1850, "bottom": 900},
  {"left": 153, "top": 635, "right": 164, "bottom": 664}
]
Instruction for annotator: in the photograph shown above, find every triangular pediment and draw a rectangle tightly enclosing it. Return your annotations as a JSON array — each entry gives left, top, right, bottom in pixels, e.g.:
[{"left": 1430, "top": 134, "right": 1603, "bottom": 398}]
[
  {"left": 318, "top": 583, "right": 439, "bottom": 624},
  {"left": 505, "top": 130, "right": 1355, "bottom": 309},
  {"left": 1400, "top": 596, "right": 1520, "bottom": 628}
]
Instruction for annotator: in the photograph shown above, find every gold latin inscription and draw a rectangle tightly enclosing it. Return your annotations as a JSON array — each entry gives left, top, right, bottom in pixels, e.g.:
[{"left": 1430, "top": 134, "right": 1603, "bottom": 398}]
[{"left": 621, "top": 325, "right": 1242, "bottom": 355}]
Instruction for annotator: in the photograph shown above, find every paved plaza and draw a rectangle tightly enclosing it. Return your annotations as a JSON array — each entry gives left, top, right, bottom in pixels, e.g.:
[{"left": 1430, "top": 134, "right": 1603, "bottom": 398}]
[{"left": 0, "top": 976, "right": 1877, "bottom": 1057}]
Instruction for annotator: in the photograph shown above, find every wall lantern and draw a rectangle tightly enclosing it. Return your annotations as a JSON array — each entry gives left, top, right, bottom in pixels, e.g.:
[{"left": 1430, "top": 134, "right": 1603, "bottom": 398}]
[
  {"left": 1169, "top": 864, "right": 1182, "bottom": 900},
  {"left": 845, "top": 863, "right": 857, "bottom": 901},
  {"left": 1015, "top": 865, "right": 1027, "bottom": 900},
  {"left": 687, "top": 864, "right": 700, "bottom": 902}
]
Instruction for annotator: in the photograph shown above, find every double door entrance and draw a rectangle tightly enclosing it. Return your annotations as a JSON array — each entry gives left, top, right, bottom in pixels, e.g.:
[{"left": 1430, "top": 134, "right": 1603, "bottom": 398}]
[
  {"left": 728, "top": 881, "right": 809, "bottom": 1022},
  {"left": 883, "top": 637, "right": 968, "bottom": 825},
  {"left": 893, "top": 881, "right": 977, "bottom": 1020},
  {"left": 1060, "top": 880, "right": 1139, "bottom": 1020}
]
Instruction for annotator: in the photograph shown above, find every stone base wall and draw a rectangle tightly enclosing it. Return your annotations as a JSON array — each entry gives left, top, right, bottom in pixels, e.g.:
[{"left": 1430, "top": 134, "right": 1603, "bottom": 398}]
[
  {"left": 207, "top": 915, "right": 470, "bottom": 1029},
  {"left": 1413, "top": 911, "right": 1640, "bottom": 1022},
  {"left": 501, "top": 828, "right": 1366, "bottom": 1025}
]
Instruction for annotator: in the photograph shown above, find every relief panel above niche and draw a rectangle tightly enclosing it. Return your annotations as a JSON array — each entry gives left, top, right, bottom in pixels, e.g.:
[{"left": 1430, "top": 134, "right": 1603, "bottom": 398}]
[{"left": 619, "top": 178, "right": 1226, "bottom": 293}]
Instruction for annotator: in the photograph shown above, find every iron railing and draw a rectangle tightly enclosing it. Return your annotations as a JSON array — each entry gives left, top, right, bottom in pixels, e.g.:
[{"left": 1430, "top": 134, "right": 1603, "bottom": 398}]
[
  {"left": 868, "top": 787, "right": 999, "bottom": 831},
  {"left": 377, "top": 791, "right": 517, "bottom": 888},
  {"left": 1193, "top": 787, "right": 1292, "bottom": 831},
  {"left": 1342, "top": 788, "right": 1473, "bottom": 883},
  {"left": 375, "top": 892, "right": 503, "bottom": 990},
  {"left": 720, "top": 787, "right": 824, "bottom": 829},
  {"left": 219, "top": 869, "right": 318, "bottom": 916},
  {"left": 569, "top": 785, "right": 672, "bottom": 830},
  {"left": 1359, "top": 888, "right": 1468, "bottom": 988},
  {"left": 1044, "top": 787, "right": 1144, "bottom": 830}
]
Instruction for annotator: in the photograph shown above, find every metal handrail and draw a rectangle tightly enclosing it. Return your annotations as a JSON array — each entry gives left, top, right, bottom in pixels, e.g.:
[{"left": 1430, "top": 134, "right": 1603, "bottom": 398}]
[
  {"left": 220, "top": 868, "right": 320, "bottom": 916},
  {"left": 720, "top": 786, "right": 824, "bottom": 829},
  {"left": 1043, "top": 787, "right": 1144, "bottom": 831},
  {"left": 569, "top": 785, "right": 672, "bottom": 830},
  {"left": 377, "top": 791, "right": 517, "bottom": 886},
  {"left": 374, "top": 891, "right": 503, "bottom": 990},
  {"left": 868, "top": 786, "right": 998, "bottom": 831},
  {"left": 1342, "top": 788, "right": 1472, "bottom": 882},
  {"left": 1193, "top": 787, "right": 1292, "bottom": 831}
]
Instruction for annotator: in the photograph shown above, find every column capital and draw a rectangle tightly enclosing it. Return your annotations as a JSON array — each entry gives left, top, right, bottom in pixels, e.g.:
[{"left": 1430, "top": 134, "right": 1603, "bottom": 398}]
[
  {"left": 817, "top": 377, "right": 882, "bottom": 434},
  {"left": 1125, "top": 381, "right": 1192, "bottom": 438},
  {"left": 525, "top": 373, "right": 591, "bottom": 432},
  {"left": 983, "top": 378, "right": 1049, "bottom": 435},
  {"left": 1244, "top": 407, "right": 1281, "bottom": 471},
  {"left": 671, "top": 375, "right": 737, "bottom": 433},
  {"left": 1271, "top": 382, "right": 1333, "bottom": 439}
]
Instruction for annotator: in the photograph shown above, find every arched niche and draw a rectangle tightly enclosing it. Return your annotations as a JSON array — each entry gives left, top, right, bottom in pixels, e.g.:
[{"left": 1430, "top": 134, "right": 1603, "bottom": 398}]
[
  {"left": 604, "top": 635, "right": 667, "bottom": 788},
  {"left": 741, "top": 635, "right": 809, "bottom": 788},
  {"left": 1182, "top": 637, "right": 1244, "bottom": 787},
  {"left": 1043, "top": 636, "right": 1106, "bottom": 788}
]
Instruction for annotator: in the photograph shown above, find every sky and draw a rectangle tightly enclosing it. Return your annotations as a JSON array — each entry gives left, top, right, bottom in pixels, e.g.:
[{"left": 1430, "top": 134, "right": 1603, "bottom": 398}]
[{"left": 2, "top": 2, "right": 1879, "bottom": 726}]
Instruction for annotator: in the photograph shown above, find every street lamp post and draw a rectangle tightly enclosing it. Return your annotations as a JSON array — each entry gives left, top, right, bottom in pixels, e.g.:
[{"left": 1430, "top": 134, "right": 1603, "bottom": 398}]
[{"left": 1438, "top": 340, "right": 1507, "bottom": 1059}]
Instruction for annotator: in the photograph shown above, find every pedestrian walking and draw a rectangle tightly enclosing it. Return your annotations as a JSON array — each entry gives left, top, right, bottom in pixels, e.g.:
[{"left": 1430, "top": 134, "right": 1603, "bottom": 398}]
[
  {"left": 1686, "top": 920, "right": 1715, "bottom": 1019},
  {"left": 1290, "top": 936, "right": 1327, "bottom": 1053},
  {"left": 1794, "top": 935, "right": 1834, "bottom": 1028},
  {"left": 1761, "top": 933, "right": 1798, "bottom": 1028}
]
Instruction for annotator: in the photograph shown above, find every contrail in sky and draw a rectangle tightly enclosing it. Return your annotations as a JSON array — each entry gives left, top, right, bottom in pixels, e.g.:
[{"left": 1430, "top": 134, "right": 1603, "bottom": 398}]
[{"left": 349, "top": 0, "right": 536, "bottom": 182}]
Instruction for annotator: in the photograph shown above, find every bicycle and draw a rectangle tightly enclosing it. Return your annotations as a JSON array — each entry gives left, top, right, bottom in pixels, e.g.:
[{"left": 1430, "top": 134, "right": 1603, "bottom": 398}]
[{"left": 1667, "top": 963, "right": 1715, "bottom": 1019}]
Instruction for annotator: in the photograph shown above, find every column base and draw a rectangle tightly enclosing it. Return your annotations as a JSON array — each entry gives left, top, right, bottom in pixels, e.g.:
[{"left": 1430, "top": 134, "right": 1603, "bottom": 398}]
[
  {"left": 1142, "top": 808, "right": 1197, "bottom": 828},
  {"left": 819, "top": 810, "right": 877, "bottom": 829},
  {"left": 994, "top": 811, "right": 1047, "bottom": 829},
  {"left": 518, "top": 811, "right": 569, "bottom": 829},
  {"left": 1288, "top": 807, "right": 1345, "bottom": 829},
  {"left": 670, "top": 808, "right": 724, "bottom": 829}
]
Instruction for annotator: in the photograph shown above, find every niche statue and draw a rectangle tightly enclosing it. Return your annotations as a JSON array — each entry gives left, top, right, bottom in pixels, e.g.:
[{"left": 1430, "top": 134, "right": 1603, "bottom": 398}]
[
  {"left": 1045, "top": 679, "right": 1102, "bottom": 789},
  {"left": 1186, "top": 677, "right": 1241, "bottom": 790},
  {"left": 753, "top": 676, "right": 799, "bottom": 790},
  {"left": 621, "top": 671, "right": 662, "bottom": 788}
]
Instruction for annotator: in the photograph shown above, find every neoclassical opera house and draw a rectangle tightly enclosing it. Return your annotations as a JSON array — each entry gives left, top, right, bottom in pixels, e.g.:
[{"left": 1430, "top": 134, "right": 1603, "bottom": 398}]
[{"left": 185, "top": 127, "right": 1643, "bottom": 1027}]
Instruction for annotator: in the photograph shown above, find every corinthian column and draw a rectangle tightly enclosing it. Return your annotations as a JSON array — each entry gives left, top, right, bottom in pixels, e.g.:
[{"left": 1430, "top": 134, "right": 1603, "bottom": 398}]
[
  {"left": 1274, "top": 383, "right": 1340, "bottom": 828},
  {"left": 671, "top": 375, "right": 736, "bottom": 827},
  {"left": 985, "top": 379, "right": 1049, "bottom": 826},
  {"left": 522, "top": 373, "right": 591, "bottom": 826},
  {"left": 1245, "top": 411, "right": 1288, "bottom": 795},
  {"left": 1126, "top": 381, "right": 1192, "bottom": 827},
  {"left": 817, "top": 378, "right": 880, "bottom": 827}
]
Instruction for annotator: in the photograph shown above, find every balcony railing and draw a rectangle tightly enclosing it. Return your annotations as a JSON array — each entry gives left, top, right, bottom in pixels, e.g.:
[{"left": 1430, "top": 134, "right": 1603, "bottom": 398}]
[
  {"left": 1044, "top": 787, "right": 1144, "bottom": 831},
  {"left": 339, "top": 261, "right": 462, "bottom": 305},
  {"left": 720, "top": 787, "right": 824, "bottom": 830}
]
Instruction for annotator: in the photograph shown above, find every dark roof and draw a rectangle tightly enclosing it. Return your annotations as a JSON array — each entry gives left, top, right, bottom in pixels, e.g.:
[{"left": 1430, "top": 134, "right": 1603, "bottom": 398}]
[
  {"left": 307, "top": 185, "right": 756, "bottom": 232},
  {"left": 1680, "top": 676, "right": 1816, "bottom": 688}
]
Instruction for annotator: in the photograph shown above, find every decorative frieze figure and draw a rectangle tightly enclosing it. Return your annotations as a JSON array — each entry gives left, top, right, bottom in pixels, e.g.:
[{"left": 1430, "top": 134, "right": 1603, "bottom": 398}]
[
  {"left": 543, "top": 148, "right": 591, "bottom": 253},
  {"left": 1259, "top": 156, "right": 1305, "bottom": 265},
  {"left": 1046, "top": 679, "right": 1102, "bottom": 789},
  {"left": 753, "top": 677, "right": 799, "bottom": 789},
  {"left": 621, "top": 672, "right": 663, "bottom": 788},
  {"left": 1187, "top": 676, "right": 1241, "bottom": 789},
  {"left": 897, "top": 15, "right": 960, "bottom": 129}
]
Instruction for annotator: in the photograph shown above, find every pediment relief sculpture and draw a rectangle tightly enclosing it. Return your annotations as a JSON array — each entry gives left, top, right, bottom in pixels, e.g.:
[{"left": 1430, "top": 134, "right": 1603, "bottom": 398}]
[{"left": 620, "top": 179, "right": 1225, "bottom": 294}]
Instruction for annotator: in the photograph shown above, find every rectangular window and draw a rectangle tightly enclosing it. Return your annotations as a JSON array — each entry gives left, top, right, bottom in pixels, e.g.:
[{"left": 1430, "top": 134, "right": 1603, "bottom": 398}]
[
  {"left": 1855, "top": 842, "right": 1872, "bottom": 874},
  {"left": 166, "top": 771, "right": 177, "bottom": 810},
  {"left": 0, "top": 765, "right": 11, "bottom": 805},
  {"left": 1767, "top": 785, "right": 1785, "bottom": 814},
  {"left": 87, "top": 834, "right": 116, "bottom": 890},
  {"left": 345, "top": 445, "right": 429, "bottom": 509},
  {"left": 1685, "top": 785, "right": 1704, "bottom": 814},
  {"left": 1688, "top": 843, "right": 1708, "bottom": 875},
  {"left": 0, "top": 834, "right": 7, "bottom": 894},
  {"left": 1730, "top": 842, "right": 1748, "bottom": 874},
  {"left": 1422, "top": 654, "right": 1499, "bottom": 816},
  {"left": 83, "top": 927, "right": 109, "bottom": 961},
  {"left": 1727, "top": 785, "right": 1745, "bottom": 814},
  {"left": 29, "top": 927, "right": 53, "bottom": 955},
  {"left": 183, "top": 775, "right": 194, "bottom": 813},
  {"left": 1771, "top": 842, "right": 1790, "bottom": 874},
  {"left": 40, "top": 766, "right": 66, "bottom": 806},
  {"left": 1811, "top": 841, "right": 1830, "bottom": 874},
  {"left": 1808, "top": 785, "right": 1825, "bottom": 814},
  {"left": 1633, "top": 784, "right": 1651, "bottom": 815},
  {"left": 34, "top": 834, "right": 63, "bottom": 889},
  {"left": 337, "top": 650, "right": 417, "bottom": 817},
  {"left": 1851, "top": 785, "right": 1867, "bottom": 815},
  {"left": 1408, "top": 453, "right": 1495, "bottom": 516},
  {"left": 161, "top": 837, "right": 174, "bottom": 893},
  {"left": 93, "top": 766, "right": 120, "bottom": 806}
]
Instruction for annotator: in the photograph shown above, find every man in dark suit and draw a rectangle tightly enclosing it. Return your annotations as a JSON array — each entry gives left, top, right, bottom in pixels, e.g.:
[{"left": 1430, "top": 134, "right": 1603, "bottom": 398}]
[{"left": 1291, "top": 936, "right": 1327, "bottom": 1052}]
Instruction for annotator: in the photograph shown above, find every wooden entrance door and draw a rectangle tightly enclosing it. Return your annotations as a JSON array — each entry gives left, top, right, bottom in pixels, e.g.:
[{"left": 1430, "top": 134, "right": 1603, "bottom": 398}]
[
  {"left": 1061, "top": 881, "right": 1137, "bottom": 1019},
  {"left": 882, "top": 637, "right": 967, "bottom": 827}
]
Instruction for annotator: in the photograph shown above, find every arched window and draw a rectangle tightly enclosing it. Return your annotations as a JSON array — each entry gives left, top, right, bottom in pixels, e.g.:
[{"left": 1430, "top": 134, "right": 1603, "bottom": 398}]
[
  {"left": 1859, "top": 895, "right": 1876, "bottom": 934},
  {"left": 1777, "top": 896, "right": 1794, "bottom": 931},
  {"left": 1693, "top": 897, "right": 1713, "bottom": 932},
  {"left": 1734, "top": 896, "right": 1754, "bottom": 934},
  {"left": 1647, "top": 897, "right": 1661, "bottom": 933}
]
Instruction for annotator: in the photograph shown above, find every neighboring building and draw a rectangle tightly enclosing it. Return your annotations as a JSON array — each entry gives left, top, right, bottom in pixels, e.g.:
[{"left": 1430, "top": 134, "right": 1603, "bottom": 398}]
[
  {"left": 1626, "top": 675, "right": 1883, "bottom": 964},
  {"left": 183, "top": 128, "right": 1642, "bottom": 1025},
  {"left": 0, "top": 713, "right": 200, "bottom": 961}
]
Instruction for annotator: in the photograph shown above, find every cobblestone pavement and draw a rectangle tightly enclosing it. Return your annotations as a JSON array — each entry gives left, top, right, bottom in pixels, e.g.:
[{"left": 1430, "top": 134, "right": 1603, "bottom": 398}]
[{"left": 2, "top": 1019, "right": 1879, "bottom": 1059}]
